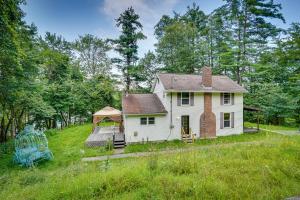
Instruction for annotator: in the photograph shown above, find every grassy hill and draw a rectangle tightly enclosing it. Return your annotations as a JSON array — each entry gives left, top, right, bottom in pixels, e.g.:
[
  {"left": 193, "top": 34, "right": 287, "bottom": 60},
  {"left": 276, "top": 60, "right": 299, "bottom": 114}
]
[{"left": 0, "top": 124, "right": 300, "bottom": 199}]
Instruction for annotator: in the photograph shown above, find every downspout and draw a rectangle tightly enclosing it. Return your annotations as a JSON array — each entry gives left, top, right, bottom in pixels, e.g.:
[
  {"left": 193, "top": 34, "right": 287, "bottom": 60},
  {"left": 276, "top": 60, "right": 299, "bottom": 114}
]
[
  {"left": 167, "top": 92, "right": 173, "bottom": 140},
  {"left": 167, "top": 75, "right": 174, "bottom": 140}
]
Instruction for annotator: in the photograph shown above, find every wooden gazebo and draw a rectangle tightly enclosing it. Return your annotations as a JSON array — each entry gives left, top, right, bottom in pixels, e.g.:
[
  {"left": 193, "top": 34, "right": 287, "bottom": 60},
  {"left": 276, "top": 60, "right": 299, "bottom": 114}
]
[
  {"left": 92, "top": 106, "right": 122, "bottom": 130},
  {"left": 243, "top": 105, "right": 262, "bottom": 133}
]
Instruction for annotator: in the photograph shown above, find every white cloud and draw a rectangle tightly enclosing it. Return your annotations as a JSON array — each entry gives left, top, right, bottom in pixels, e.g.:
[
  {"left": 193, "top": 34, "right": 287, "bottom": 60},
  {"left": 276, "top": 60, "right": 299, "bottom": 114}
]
[{"left": 101, "top": 0, "right": 179, "bottom": 56}]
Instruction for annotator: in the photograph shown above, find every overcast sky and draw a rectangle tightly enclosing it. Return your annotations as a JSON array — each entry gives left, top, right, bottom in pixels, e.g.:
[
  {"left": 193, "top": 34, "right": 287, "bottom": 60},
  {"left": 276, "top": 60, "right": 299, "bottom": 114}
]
[{"left": 22, "top": 0, "right": 300, "bottom": 57}]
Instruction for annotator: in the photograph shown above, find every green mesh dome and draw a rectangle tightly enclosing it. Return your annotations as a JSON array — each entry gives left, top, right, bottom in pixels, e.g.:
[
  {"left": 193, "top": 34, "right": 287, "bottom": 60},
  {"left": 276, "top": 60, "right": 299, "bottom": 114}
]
[{"left": 14, "top": 125, "right": 53, "bottom": 167}]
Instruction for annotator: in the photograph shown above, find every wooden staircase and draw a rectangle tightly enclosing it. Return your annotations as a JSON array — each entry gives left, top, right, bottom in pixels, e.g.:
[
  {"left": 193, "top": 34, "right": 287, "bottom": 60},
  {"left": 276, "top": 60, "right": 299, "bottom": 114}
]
[
  {"left": 181, "top": 128, "right": 195, "bottom": 144},
  {"left": 113, "top": 133, "right": 126, "bottom": 149}
]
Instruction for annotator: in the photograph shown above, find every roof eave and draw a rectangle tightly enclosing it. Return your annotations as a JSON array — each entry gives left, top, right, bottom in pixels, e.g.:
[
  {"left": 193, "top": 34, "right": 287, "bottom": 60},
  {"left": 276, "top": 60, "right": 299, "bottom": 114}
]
[
  {"left": 164, "top": 89, "right": 247, "bottom": 93},
  {"left": 123, "top": 112, "right": 168, "bottom": 116}
]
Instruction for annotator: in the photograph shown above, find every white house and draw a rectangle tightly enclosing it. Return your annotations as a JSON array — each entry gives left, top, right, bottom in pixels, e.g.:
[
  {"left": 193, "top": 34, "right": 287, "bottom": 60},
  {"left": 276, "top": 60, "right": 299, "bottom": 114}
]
[{"left": 122, "top": 67, "right": 247, "bottom": 144}]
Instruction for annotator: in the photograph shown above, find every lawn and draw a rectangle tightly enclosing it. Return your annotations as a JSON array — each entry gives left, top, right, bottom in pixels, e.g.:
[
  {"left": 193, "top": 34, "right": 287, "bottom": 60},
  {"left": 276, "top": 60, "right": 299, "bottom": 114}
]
[
  {"left": 124, "top": 130, "right": 275, "bottom": 153},
  {"left": 0, "top": 124, "right": 300, "bottom": 199},
  {"left": 244, "top": 122, "right": 299, "bottom": 131}
]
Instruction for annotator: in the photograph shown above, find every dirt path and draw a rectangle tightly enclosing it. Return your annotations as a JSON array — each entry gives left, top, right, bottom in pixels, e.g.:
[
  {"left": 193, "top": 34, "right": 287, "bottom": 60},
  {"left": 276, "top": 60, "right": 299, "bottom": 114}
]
[
  {"left": 82, "top": 140, "right": 264, "bottom": 162},
  {"left": 259, "top": 128, "right": 299, "bottom": 135}
]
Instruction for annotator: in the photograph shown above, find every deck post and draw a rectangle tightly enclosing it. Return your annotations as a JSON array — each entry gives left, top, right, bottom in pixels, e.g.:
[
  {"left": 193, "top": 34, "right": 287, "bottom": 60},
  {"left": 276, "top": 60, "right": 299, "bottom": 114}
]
[{"left": 257, "top": 115, "right": 259, "bottom": 131}]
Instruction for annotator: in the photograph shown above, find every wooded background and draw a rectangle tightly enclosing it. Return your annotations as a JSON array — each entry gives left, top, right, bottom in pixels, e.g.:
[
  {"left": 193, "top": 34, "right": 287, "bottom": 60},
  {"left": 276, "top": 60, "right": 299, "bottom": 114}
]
[{"left": 0, "top": 0, "right": 299, "bottom": 142}]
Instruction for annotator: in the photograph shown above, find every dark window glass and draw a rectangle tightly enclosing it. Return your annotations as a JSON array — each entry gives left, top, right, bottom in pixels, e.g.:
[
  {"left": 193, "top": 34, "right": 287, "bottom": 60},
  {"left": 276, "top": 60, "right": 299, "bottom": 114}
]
[
  {"left": 181, "top": 92, "right": 190, "bottom": 105},
  {"left": 140, "top": 117, "right": 147, "bottom": 125},
  {"left": 148, "top": 117, "right": 155, "bottom": 125},
  {"left": 223, "top": 93, "right": 231, "bottom": 105},
  {"left": 223, "top": 113, "right": 231, "bottom": 128}
]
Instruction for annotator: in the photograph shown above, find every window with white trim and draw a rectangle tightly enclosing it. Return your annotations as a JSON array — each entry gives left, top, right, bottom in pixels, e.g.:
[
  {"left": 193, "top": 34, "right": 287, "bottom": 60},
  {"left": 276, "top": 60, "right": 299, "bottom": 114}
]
[
  {"left": 223, "top": 93, "right": 231, "bottom": 105},
  {"left": 140, "top": 117, "right": 147, "bottom": 125},
  {"left": 148, "top": 117, "right": 155, "bottom": 125},
  {"left": 223, "top": 113, "right": 231, "bottom": 128},
  {"left": 181, "top": 92, "right": 190, "bottom": 105}
]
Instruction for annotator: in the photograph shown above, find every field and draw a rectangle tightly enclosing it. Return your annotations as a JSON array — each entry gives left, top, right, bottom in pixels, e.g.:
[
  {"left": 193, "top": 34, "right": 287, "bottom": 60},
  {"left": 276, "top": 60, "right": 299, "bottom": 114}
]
[{"left": 0, "top": 124, "right": 300, "bottom": 199}]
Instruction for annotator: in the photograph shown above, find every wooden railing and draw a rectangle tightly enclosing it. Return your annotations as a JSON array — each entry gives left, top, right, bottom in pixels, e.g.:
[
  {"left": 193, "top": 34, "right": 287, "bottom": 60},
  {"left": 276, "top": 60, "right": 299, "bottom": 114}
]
[{"left": 181, "top": 128, "right": 196, "bottom": 143}]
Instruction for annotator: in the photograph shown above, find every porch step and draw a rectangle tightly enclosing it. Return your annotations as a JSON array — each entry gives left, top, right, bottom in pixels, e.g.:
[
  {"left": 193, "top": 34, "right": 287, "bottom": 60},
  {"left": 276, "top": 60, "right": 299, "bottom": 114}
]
[
  {"left": 113, "top": 140, "right": 126, "bottom": 148},
  {"left": 113, "top": 143, "right": 126, "bottom": 148},
  {"left": 113, "top": 133, "right": 126, "bottom": 149},
  {"left": 181, "top": 134, "right": 193, "bottom": 143}
]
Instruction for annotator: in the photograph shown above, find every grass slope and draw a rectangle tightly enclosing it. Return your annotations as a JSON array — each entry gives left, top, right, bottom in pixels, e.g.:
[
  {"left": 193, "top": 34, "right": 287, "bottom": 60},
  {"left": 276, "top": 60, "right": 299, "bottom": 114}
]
[{"left": 0, "top": 124, "right": 300, "bottom": 199}]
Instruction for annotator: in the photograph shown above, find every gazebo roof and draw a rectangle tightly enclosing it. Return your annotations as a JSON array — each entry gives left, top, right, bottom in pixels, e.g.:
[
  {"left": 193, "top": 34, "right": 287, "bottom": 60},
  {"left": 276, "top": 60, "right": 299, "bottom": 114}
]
[{"left": 93, "top": 106, "right": 121, "bottom": 117}]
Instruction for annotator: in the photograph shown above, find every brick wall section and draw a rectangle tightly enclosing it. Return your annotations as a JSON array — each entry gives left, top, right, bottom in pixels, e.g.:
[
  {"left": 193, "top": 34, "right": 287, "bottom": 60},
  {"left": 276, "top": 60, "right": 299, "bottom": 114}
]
[
  {"left": 200, "top": 93, "right": 216, "bottom": 138},
  {"left": 200, "top": 67, "right": 216, "bottom": 138},
  {"left": 202, "top": 66, "right": 212, "bottom": 87}
]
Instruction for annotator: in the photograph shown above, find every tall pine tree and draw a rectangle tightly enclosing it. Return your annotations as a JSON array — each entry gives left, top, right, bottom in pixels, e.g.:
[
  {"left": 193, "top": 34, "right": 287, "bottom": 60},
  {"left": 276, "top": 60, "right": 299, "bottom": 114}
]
[{"left": 113, "top": 7, "right": 146, "bottom": 92}]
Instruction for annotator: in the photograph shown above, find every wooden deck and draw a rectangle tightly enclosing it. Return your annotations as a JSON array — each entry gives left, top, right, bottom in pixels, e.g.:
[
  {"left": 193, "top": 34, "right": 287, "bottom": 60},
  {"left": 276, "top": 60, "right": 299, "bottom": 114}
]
[{"left": 85, "top": 126, "right": 123, "bottom": 147}]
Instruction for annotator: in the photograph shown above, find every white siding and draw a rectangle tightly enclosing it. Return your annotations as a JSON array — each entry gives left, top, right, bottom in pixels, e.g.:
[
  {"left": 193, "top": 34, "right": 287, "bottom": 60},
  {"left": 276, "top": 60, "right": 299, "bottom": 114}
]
[
  {"left": 124, "top": 77, "right": 244, "bottom": 142},
  {"left": 212, "top": 93, "right": 244, "bottom": 136},
  {"left": 124, "top": 115, "right": 170, "bottom": 143},
  {"left": 167, "top": 92, "right": 204, "bottom": 138},
  {"left": 153, "top": 78, "right": 167, "bottom": 107}
]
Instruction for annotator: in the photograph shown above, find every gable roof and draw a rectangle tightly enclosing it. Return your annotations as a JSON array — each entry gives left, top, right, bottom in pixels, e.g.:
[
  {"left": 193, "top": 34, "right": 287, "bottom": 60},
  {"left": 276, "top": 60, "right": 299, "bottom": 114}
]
[
  {"left": 122, "top": 94, "right": 167, "bottom": 115},
  {"left": 158, "top": 73, "right": 247, "bottom": 93}
]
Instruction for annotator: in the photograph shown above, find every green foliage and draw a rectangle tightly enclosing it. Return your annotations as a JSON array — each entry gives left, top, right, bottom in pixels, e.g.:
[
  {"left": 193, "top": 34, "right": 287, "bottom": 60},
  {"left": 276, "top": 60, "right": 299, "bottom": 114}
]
[
  {"left": 136, "top": 51, "right": 160, "bottom": 90},
  {"left": 156, "top": 21, "right": 199, "bottom": 73},
  {"left": 73, "top": 34, "right": 111, "bottom": 77}
]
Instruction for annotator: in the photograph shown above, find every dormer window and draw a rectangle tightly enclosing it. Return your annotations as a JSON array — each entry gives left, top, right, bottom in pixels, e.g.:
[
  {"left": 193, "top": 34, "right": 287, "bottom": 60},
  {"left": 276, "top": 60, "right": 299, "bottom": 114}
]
[
  {"left": 223, "top": 93, "right": 231, "bottom": 105},
  {"left": 181, "top": 92, "right": 190, "bottom": 105}
]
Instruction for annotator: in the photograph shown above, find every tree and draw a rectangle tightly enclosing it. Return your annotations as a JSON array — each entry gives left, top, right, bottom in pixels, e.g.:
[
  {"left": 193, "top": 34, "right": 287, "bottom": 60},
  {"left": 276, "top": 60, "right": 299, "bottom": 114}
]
[
  {"left": 112, "top": 7, "right": 146, "bottom": 92},
  {"left": 156, "top": 21, "right": 199, "bottom": 73},
  {"left": 0, "top": 0, "right": 47, "bottom": 141},
  {"left": 155, "top": 4, "right": 209, "bottom": 73},
  {"left": 137, "top": 51, "right": 160, "bottom": 90},
  {"left": 222, "top": 0, "right": 285, "bottom": 84},
  {"left": 73, "top": 34, "right": 111, "bottom": 78}
]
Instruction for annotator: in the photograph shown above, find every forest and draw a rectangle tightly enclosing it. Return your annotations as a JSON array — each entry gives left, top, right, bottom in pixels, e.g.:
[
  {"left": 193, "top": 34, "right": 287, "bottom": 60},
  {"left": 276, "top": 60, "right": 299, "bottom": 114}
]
[{"left": 0, "top": 0, "right": 299, "bottom": 142}]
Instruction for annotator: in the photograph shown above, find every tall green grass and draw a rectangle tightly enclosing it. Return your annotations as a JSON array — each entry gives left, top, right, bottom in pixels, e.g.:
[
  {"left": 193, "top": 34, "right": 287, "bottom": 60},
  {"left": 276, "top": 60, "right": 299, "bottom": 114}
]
[
  {"left": 1, "top": 133, "right": 300, "bottom": 199},
  {"left": 1, "top": 123, "right": 300, "bottom": 199},
  {"left": 125, "top": 131, "right": 274, "bottom": 153}
]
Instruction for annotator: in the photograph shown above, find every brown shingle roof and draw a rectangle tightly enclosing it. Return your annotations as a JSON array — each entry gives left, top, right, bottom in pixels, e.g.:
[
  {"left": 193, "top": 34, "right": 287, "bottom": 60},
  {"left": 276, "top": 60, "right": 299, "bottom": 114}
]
[
  {"left": 158, "top": 73, "right": 247, "bottom": 93},
  {"left": 122, "top": 94, "right": 167, "bottom": 115}
]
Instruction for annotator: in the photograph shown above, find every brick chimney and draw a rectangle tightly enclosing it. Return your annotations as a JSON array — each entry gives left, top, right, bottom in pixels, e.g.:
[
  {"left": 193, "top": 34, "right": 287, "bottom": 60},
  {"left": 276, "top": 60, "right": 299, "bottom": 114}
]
[
  {"left": 200, "top": 66, "right": 216, "bottom": 138},
  {"left": 202, "top": 66, "right": 212, "bottom": 88}
]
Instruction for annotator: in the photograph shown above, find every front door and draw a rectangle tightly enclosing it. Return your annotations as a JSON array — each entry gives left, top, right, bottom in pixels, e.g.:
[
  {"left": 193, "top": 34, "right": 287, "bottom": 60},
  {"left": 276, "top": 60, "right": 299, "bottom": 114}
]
[{"left": 181, "top": 115, "right": 189, "bottom": 135}]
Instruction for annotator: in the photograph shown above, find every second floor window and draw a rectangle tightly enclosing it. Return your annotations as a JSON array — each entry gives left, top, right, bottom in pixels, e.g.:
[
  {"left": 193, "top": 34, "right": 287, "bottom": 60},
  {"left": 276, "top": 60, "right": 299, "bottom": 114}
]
[
  {"left": 181, "top": 92, "right": 190, "bottom": 105},
  {"left": 223, "top": 93, "right": 231, "bottom": 105}
]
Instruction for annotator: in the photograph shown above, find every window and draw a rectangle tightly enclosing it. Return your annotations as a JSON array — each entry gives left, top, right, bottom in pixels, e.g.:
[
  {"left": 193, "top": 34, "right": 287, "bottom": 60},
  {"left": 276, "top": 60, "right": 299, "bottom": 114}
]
[
  {"left": 140, "top": 117, "right": 147, "bottom": 125},
  {"left": 181, "top": 92, "right": 190, "bottom": 105},
  {"left": 223, "top": 93, "right": 231, "bottom": 105},
  {"left": 140, "top": 117, "right": 155, "bottom": 125},
  {"left": 148, "top": 117, "right": 155, "bottom": 125},
  {"left": 223, "top": 113, "right": 231, "bottom": 128}
]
